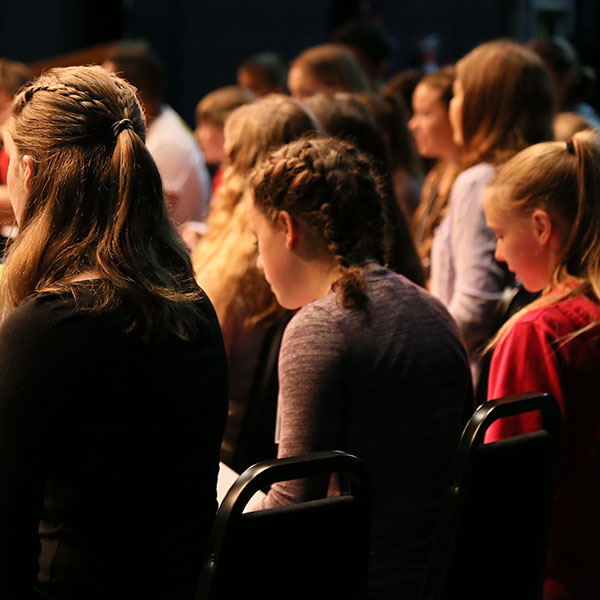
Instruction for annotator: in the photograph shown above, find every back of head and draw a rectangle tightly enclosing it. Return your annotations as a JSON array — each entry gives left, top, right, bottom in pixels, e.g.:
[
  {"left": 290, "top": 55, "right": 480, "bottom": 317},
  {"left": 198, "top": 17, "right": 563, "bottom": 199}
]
[
  {"left": 5, "top": 65, "right": 199, "bottom": 338},
  {"left": 488, "top": 129, "right": 600, "bottom": 290},
  {"left": 553, "top": 111, "right": 593, "bottom": 142},
  {"left": 104, "top": 46, "right": 166, "bottom": 108},
  {"left": 333, "top": 18, "right": 394, "bottom": 83},
  {"left": 528, "top": 35, "right": 595, "bottom": 109},
  {"left": 528, "top": 36, "right": 579, "bottom": 77},
  {"left": 224, "top": 94, "right": 320, "bottom": 179},
  {"left": 193, "top": 95, "right": 321, "bottom": 325},
  {"left": 300, "top": 92, "right": 424, "bottom": 285},
  {"left": 290, "top": 43, "right": 370, "bottom": 94},
  {"left": 381, "top": 68, "right": 423, "bottom": 117},
  {"left": 195, "top": 85, "right": 254, "bottom": 127},
  {"left": 0, "top": 58, "right": 32, "bottom": 127},
  {"left": 303, "top": 91, "right": 388, "bottom": 167},
  {"left": 360, "top": 90, "right": 422, "bottom": 178},
  {"left": 0, "top": 58, "right": 32, "bottom": 97},
  {"left": 237, "top": 52, "right": 287, "bottom": 96},
  {"left": 250, "top": 137, "right": 385, "bottom": 309},
  {"left": 457, "top": 39, "right": 554, "bottom": 166}
]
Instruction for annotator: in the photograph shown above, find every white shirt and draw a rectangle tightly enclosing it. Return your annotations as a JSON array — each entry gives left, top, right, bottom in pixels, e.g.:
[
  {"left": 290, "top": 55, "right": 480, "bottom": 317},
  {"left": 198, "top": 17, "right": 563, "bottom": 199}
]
[{"left": 146, "top": 105, "right": 211, "bottom": 226}]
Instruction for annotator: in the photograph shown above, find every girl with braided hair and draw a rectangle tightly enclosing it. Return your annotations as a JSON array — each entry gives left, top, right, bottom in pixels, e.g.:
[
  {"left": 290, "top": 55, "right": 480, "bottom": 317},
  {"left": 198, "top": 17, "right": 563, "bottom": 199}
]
[
  {"left": 0, "top": 65, "right": 228, "bottom": 599},
  {"left": 483, "top": 130, "right": 600, "bottom": 599},
  {"left": 247, "top": 137, "right": 473, "bottom": 599}
]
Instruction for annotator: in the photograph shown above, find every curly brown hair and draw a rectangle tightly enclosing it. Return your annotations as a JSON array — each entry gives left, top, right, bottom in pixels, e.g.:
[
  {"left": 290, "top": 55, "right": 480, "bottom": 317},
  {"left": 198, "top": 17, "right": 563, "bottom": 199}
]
[{"left": 249, "top": 137, "right": 385, "bottom": 310}]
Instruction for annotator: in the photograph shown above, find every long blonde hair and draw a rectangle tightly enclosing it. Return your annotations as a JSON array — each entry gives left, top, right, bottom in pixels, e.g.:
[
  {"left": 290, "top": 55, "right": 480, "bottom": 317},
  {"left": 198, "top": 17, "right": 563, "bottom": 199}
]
[
  {"left": 3, "top": 65, "right": 204, "bottom": 341},
  {"left": 192, "top": 95, "right": 319, "bottom": 336},
  {"left": 486, "top": 129, "right": 600, "bottom": 347}
]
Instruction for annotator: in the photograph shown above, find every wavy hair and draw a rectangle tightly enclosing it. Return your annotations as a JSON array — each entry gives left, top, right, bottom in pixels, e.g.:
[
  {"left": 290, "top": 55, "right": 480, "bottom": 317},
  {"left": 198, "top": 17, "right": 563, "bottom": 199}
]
[
  {"left": 192, "top": 95, "right": 320, "bottom": 336},
  {"left": 3, "top": 65, "right": 203, "bottom": 341}
]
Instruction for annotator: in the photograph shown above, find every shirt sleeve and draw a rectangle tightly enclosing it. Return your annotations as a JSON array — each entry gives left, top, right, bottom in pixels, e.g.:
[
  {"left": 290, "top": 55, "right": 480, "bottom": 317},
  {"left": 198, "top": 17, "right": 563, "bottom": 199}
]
[
  {"left": 258, "top": 304, "right": 346, "bottom": 509},
  {"left": 485, "top": 317, "right": 562, "bottom": 442},
  {"left": 447, "top": 166, "right": 508, "bottom": 351}
]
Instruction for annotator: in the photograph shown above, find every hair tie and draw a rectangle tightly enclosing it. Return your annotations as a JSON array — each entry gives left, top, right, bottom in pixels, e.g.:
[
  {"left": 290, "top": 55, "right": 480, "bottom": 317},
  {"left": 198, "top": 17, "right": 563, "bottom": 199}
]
[
  {"left": 566, "top": 139, "right": 576, "bottom": 155},
  {"left": 112, "top": 118, "right": 134, "bottom": 138}
]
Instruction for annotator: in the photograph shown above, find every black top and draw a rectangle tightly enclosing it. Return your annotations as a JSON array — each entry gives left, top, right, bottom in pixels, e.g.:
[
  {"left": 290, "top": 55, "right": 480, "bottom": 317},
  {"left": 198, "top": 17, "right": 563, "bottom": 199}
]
[{"left": 0, "top": 285, "right": 228, "bottom": 600}]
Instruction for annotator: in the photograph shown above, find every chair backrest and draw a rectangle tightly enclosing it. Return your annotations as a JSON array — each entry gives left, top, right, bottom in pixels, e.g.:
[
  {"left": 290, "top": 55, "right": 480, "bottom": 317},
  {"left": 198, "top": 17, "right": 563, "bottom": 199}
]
[
  {"left": 195, "top": 450, "right": 372, "bottom": 600},
  {"left": 420, "top": 392, "right": 561, "bottom": 600}
]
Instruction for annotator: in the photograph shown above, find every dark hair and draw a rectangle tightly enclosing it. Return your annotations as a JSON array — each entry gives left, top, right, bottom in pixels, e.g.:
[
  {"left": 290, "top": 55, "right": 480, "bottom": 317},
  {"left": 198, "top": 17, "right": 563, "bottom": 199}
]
[
  {"left": 250, "top": 137, "right": 386, "bottom": 310},
  {"left": 0, "top": 58, "right": 32, "bottom": 96},
  {"left": 528, "top": 36, "right": 596, "bottom": 108},
  {"left": 333, "top": 18, "right": 394, "bottom": 81},
  {"left": 4, "top": 65, "right": 203, "bottom": 341},
  {"left": 360, "top": 90, "right": 423, "bottom": 180},
  {"left": 302, "top": 92, "right": 425, "bottom": 286},
  {"left": 104, "top": 46, "right": 166, "bottom": 105},
  {"left": 238, "top": 52, "right": 287, "bottom": 89},
  {"left": 381, "top": 69, "right": 423, "bottom": 118}
]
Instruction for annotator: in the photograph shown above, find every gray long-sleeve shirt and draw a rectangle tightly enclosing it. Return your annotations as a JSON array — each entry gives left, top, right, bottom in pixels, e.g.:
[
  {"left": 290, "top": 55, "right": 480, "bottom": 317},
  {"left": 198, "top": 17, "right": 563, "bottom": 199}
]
[{"left": 259, "top": 267, "right": 472, "bottom": 598}]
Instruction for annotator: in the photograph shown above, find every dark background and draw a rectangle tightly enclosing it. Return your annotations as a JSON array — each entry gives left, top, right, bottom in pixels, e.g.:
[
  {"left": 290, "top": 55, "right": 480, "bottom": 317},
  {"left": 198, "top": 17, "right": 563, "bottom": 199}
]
[{"left": 1, "top": 0, "right": 598, "bottom": 127}]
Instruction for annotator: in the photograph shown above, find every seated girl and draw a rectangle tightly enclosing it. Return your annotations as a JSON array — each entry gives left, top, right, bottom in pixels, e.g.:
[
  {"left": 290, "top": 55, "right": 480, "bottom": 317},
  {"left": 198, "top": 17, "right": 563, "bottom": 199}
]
[
  {"left": 0, "top": 65, "right": 228, "bottom": 599},
  {"left": 193, "top": 95, "right": 319, "bottom": 471},
  {"left": 484, "top": 130, "right": 600, "bottom": 600},
  {"left": 430, "top": 40, "right": 554, "bottom": 357},
  {"left": 247, "top": 137, "right": 473, "bottom": 599}
]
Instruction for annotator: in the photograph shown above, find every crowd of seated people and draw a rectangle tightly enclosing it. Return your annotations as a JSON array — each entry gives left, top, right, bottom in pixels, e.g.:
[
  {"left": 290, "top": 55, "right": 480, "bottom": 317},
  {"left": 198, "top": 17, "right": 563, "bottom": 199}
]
[{"left": 0, "top": 20, "right": 598, "bottom": 600}]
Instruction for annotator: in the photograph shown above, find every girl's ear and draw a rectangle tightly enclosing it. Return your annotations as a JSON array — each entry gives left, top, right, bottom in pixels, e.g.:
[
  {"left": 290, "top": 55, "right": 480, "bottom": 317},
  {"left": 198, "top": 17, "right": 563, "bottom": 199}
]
[
  {"left": 531, "top": 208, "right": 553, "bottom": 247},
  {"left": 22, "top": 155, "right": 34, "bottom": 192},
  {"left": 277, "top": 210, "right": 298, "bottom": 250}
]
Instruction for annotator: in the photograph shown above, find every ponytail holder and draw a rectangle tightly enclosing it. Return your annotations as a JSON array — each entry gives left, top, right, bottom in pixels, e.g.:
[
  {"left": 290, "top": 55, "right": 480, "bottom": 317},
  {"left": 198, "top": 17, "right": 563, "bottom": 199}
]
[
  {"left": 112, "top": 118, "right": 134, "bottom": 138},
  {"left": 566, "top": 140, "right": 576, "bottom": 155}
]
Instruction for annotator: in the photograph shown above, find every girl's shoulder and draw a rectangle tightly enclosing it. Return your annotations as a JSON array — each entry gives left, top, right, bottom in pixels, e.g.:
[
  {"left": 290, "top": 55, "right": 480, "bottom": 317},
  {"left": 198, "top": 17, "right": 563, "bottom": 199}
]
[
  {"left": 448, "top": 162, "right": 495, "bottom": 213},
  {"left": 453, "top": 162, "right": 495, "bottom": 188},
  {"left": 508, "top": 292, "right": 600, "bottom": 340}
]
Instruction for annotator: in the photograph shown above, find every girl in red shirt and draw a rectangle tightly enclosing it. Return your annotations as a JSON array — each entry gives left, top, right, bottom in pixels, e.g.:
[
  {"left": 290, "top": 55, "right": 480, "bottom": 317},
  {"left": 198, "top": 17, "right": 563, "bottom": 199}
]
[{"left": 483, "top": 129, "right": 600, "bottom": 600}]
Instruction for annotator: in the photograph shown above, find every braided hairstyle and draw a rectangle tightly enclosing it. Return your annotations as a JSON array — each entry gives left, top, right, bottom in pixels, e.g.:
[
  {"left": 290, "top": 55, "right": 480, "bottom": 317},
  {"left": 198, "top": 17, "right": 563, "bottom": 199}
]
[
  {"left": 250, "top": 137, "right": 385, "bottom": 310},
  {"left": 3, "top": 65, "right": 202, "bottom": 340}
]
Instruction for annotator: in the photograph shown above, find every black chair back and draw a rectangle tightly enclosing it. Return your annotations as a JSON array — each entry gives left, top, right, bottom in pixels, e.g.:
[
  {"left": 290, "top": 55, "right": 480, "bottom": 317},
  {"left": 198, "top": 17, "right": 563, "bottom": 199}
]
[
  {"left": 421, "top": 392, "right": 561, "bottom": 600},
  {"left": 196, "top": 450, "right": 372, "bottom": 600}
]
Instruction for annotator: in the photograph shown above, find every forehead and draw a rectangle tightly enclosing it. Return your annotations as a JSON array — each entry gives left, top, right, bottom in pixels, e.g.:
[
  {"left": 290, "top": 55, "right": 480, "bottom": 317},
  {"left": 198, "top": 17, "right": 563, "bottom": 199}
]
[
  {"left": 483, "top": 186, "right": 514, "bottom": 220},
  {"left": 413, "top": 83, "right": 442, "bottom": 106}
]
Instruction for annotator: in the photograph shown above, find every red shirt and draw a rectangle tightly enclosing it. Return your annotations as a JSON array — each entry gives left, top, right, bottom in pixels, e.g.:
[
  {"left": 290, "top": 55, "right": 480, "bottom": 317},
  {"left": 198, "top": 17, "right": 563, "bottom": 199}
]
[
  {"left": 487, "top": 291, "right": 600, "bottom": 600},
  {"left": 0, "top": 145, "right": 8, "bottom": 185}
]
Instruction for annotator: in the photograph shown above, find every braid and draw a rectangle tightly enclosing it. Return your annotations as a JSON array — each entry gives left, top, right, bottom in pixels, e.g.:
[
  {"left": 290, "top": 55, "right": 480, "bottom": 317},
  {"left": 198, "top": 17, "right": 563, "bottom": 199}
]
[
  {"left": 250, "top": 137, "right": 385, "bottom": 310},
  {"left": 15, "top": 71, "right": 144, "bottom": 145}
]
